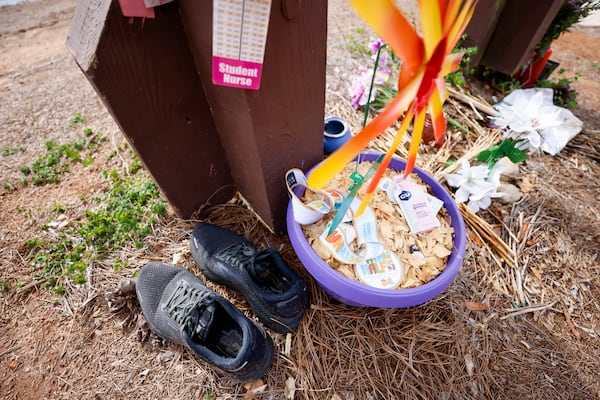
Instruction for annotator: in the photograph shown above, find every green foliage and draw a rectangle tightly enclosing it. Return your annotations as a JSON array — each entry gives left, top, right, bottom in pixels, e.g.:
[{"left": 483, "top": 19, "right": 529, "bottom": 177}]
[
  {"left": 346, "top": 28, "right": 371, "bottom": 57},
  {"left": 67, "top": 112, "right": 85, "bottom": 128},
  {"left": 26, "top": 165, "right": 167, "bottom": 293},
  {"left": 445, "top": 37, "right": 478, "bottom": 87},
  {"left": 128, "top": 156, "right": 143, "bottom": 174},
  {"left": 86, "top": 169, "right": 167, "bottom": 250},
  {"left": 593, "top": 61, "right": 600, "bottom": 72},
  {"left": 480, "top": 68, "right": 522, "bottom": 94},
  {"left": 52, "top": 204, "right": 66, "bottom": 214},
  {"left": 481, "top": 64, "right": 579, "bottom": 108},
  {"left": 369, "top": 84, "right": 398, "bottom": 112},
  {"left": 3, "top": 182, "right": 16, "bottom": 192},
  {"left": 347, "top": 39, "right": 371, "bottom": 57},
  {"left": 535, "top": 69, "right": 580, "bottom": 108},
  {"left": 18, "top": 138, "right": 100, "bottom": 185},
  {"left": 2, "top": 146, "right": 25, "bottom": 157},
  {"left": 537, "top": 0, "right": 600, "bottom": 54},
  {"left": 477, "top": 139, "right": 529, "bottom": 167}
]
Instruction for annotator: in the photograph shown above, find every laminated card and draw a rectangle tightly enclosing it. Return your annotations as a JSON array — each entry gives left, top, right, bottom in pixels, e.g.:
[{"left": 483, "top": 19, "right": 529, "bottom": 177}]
[{"left": 212, "top": 0, "right": 272, "bottom": 90}]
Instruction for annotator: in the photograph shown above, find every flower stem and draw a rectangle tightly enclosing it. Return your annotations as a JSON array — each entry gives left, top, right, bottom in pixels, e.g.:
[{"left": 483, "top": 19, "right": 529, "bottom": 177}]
[{"left": 362, "top": 43, "right": 387, "bottom": 128}]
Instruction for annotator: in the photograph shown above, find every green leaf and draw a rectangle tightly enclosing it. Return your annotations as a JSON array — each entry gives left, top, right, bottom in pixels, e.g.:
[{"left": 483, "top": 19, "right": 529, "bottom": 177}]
[
  {"left": 477, "top": 139, "right": 528, "bottom": 167},
  {"left": 506, "top": 147, "right": 529, "bottom": 164}
]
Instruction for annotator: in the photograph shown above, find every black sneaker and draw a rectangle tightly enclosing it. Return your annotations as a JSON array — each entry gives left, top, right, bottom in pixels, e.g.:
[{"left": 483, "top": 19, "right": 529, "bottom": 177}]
[
  {"left": 135, "top": 262, "right": 274, "bottom": 382},
  {"left": 190, "top": 223, "right": 308, "bottom": 334}
]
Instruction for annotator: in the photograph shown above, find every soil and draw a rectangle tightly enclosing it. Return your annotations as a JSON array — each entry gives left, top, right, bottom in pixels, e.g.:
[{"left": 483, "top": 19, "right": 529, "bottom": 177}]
[{"left": 1, "top": 1, "right": 600, "bottom": 399}]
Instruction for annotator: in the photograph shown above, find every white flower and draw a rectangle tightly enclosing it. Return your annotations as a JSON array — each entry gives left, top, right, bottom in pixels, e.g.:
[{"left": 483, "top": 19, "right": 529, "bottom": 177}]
[
  {"left": 539, "top": 107, "right": 583, "bottom": 155},
  {"left": 492, "top": 88, "right": 582, "bottom": 154},
  {"left": 467, "top": 184, "right": 505, "bottom": 213},
  {"left": 445, "top": 160, "right": 505, "bottom": 212},
  {"left": 445, "top": 160, "right": 494, "bottom": 200},
  {"left": 487, "top": 162, "right": 506, "bottom": 185}
]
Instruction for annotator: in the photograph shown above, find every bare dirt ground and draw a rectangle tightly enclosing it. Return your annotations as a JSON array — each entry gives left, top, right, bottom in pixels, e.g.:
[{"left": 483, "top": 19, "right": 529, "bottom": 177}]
[{"left": 1, "top": 1, "right": 600, "bottom": 399}]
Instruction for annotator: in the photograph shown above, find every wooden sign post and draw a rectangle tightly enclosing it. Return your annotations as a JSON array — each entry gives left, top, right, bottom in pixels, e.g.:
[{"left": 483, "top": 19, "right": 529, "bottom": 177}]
[{"left": 67, "top": 0, "right": 327, "bottom": 232}]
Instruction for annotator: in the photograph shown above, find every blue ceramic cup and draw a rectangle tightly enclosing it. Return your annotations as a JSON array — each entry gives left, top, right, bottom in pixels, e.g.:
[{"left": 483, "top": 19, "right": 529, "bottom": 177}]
[{"left": 323, "top": 116, "right": 352, "bottom": 155}]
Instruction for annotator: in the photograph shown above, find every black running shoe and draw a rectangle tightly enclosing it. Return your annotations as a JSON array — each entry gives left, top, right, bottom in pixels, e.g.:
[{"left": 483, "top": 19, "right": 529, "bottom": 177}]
[
  {"left": 135, "top": 262, "right": 274, "bottom": 382},
  {"left": 190, "top": 223, "right": 308, "bottom": 334}
]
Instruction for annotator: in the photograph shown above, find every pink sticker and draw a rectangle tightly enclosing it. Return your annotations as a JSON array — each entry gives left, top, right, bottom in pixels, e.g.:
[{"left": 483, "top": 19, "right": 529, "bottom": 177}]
[
  {"left": 118, "top": 0, "right": 155, "bottom": 18},
  {"left": 212, "top": 56, "right": 264, "bottom": 90}
]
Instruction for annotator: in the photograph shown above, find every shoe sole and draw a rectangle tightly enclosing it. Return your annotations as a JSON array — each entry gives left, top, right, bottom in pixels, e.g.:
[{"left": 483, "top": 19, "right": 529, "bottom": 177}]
[{"left": 190, "top": 235, "right": 303, "bottom": 333}]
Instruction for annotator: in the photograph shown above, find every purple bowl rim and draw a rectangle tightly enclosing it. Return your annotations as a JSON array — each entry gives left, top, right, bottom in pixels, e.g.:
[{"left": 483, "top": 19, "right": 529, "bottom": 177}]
[{"left": 286, "top": 152, "right": 467, "bottom": 307}]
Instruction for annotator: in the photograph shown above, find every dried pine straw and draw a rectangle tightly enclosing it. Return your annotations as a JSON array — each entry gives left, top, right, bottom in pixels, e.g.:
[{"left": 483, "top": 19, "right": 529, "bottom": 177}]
[
  {"left": 145, "top": 170, "right": 596, "bottom": 399},
  {"left": 139, "top": 87, "right": 597, "bottom": 399},
  {"left": 80, "top": 88, "right": 599, "bottom": 399}
]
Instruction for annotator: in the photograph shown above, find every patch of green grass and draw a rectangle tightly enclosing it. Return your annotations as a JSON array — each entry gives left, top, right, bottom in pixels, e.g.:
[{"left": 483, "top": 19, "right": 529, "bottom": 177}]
[
  {"left": 3, "top": 182, "right": 17, "bottom": 192},
  {"left": 346, "top": 28, "right": 371, "bottom": 57},
  {"left": 19, "top": 137, "right": 99, "bottom": 185},
  {"left": 26, "top": 164, "right": 167, "bottom": 293},
  {"left": 2, "top": 146, "right": 26, "bottom": 157},
  {"left": 128, "top": 156, "right": 143, "bottom": 174},
  {"left": 67, "top": 112, "right": 85, "bottom": 128},
  {"left": 347, "top": 39, "right": 371, "bottom": 57}
]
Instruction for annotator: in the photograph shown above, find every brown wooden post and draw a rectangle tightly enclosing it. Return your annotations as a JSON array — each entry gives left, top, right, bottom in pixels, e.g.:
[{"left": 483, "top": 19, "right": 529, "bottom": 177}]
[
  {"left": 66, "top": 0, "right": 236, "bottom": 218},
  {"left": 463, "top": 0, "right": 507, "bottom": 66},
  {"left": 67, "top": 0, "right": 327, "bottom": 232},
  {"left": 177, "top": 0, "right": 327, "bottom": 232},
  {"left": 478, "top": 0, "right": 565, "bottom": 74}
]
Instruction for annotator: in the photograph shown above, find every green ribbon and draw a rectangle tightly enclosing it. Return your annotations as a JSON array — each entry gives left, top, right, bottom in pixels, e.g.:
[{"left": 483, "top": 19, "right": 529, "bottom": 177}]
[{"left": 326, "top": 154, "right": 384, "bottom": 237}]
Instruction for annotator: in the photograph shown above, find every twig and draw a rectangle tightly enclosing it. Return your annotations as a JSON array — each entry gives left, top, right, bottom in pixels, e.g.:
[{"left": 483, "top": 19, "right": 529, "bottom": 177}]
[
  {"left": 0, "top": 343, "right": 25, "bottom": 358},
  {"left": 500, "top": 301, "right": 557, "bottom": 320},
  {"left": 562, "top": 305, "right": 581, "bottom": 339},
  {"left": 448, "top": 98, "right": 487, "bottom": 136},
  {"left": 16, "top": 278, "right": 49, "bottom": 293},
  {"left": 53, "top": 317, "right": 75, "bottom": 372},
  {"left": 110, "top": 131, "right": 129, "bottom": 175},
  {"left": 448, "top": 86, "right": 498, "bottom": 117}
]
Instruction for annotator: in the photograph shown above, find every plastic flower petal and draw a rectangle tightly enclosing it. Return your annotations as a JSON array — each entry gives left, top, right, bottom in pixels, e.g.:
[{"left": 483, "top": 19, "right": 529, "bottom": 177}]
[
  {"left": 448, "top": 160, "right": 495, "bottom": 195},
  {"left": 539, "top": 107, "right": 583, "bottom": 155},
  {"left": 446, "top": 159, "right": 507, "bottom": 212},
  {"left": 467, "top": 191, "right": 492, "bottom": 213},
  {"left": 487, "top": 162, "right": 506, "bottom": 185},
  {"left": 493, "top": 88, "right": 582, "bottom": 154},
  {"left": 467, "top": 184, "right": 505, "bottom": 212},
  {"left": 369, "top": 37, "right": 386, "bottom": 56}
]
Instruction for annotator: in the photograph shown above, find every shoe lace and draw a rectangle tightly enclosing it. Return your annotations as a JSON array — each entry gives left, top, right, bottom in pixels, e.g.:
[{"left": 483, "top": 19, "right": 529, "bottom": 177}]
[
  {"left": 217, "top": 243, "right": 289, "bottom": 292},
  {"left": 162, "top": 280, "right": 216, "bottom": 341},
  {"left": 216, "top": 242, "right": 256, "bottom": 269}
]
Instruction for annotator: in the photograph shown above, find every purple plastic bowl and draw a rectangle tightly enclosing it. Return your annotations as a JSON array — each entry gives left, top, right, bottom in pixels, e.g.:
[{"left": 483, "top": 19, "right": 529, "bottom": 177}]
[{"left": 286, "top": 152, "right": 466, "bottom": 308}]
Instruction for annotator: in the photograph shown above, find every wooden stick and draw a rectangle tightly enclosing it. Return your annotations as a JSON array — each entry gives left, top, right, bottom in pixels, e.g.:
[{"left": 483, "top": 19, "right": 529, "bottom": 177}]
[
  {"left": 562, "top": 305, "right": 581, "bottom": 339},
  {"left": 500, "top": 301, "right": 557, "bottom": 320},
  {"left": 448, "top": 86, "right": 498, "bottom": 117}
]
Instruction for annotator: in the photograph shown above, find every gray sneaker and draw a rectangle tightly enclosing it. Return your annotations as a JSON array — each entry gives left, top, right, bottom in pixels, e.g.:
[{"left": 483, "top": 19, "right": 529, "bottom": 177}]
[{"left": 135, "top": 262, "right": 274, "bottom": 382}]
